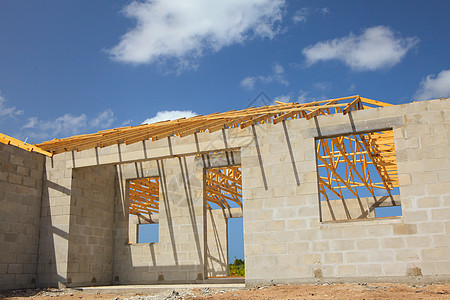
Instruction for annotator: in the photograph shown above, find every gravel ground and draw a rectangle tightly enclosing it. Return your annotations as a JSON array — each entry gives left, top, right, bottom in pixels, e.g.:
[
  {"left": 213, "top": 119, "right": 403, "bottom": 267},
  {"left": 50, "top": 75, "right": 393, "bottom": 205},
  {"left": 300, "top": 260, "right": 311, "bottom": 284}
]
[{"left": 1, "top": 283, "right": 450, "bottom": 300}]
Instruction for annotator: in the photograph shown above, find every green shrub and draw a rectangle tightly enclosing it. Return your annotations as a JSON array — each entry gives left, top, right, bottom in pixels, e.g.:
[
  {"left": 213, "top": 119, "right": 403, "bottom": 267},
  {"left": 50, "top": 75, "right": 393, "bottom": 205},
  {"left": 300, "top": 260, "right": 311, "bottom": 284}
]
[{"left": 229, "top": 257, "right": 245, "bottom": 277}]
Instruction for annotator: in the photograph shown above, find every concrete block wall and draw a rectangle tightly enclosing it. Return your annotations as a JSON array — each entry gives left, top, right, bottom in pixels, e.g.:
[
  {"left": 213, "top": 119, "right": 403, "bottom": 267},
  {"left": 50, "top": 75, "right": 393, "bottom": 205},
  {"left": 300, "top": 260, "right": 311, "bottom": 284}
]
[
  {"left": 37, "top": 152, "right": 73, "bottom": 288},
  {"left": 113, "top": 157, "right": 206, "bottom": 284},
  {"left": 321, "top": 195, "right": 401, "bottom": 221},
  {"left": 112, "top": 152, "right": 236, "bottom": 283},
  {"left": 66, "top": 165, "right": 116, "bottom": 286},
  {"left": 27, "top": 97, "right": 448, "bottom": 287},
  {"left": 0, "top": 144, "right": 44, "bottom": 290},
  {"left": 241, "top": 98, "right": 450, "bottom": 285},
  {"left": 206, "top": 209, "right": 228, "bottom": 277}
]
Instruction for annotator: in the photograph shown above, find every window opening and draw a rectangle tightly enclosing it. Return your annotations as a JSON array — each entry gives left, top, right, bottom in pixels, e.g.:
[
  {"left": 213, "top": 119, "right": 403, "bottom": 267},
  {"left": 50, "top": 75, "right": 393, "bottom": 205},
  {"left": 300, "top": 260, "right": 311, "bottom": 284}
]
[
  {"left": 316, "top": 129, "right": 401, "bottom": 221},
  {"left": 205, "top": 166, "right": 242, "bottom": 210},
  {"left": 138, "top": 223, "right": 159, "bottom": 243},
  {"left": 128, "top": 177, "right": 159, "bottom": 243}
]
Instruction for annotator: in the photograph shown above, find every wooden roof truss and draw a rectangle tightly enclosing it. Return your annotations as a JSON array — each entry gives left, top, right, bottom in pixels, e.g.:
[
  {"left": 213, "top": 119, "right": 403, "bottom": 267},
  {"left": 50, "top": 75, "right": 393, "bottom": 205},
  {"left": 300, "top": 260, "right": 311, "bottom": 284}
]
[
  {"left": 128, "top": 177, "right": 159, "bottom": 218},
  {"left": 128, "top": 166, "right": 242, "bottom": 216},
  {"left": 317, "top": 129, "right": 399, "bottom": 204},
  {"left": 37, "top": 95, "right": 392, "bottom": 155},
  {"left": 0, "top": 133, "right": 52, "bottom": 157},
  {"left": 205, "top": 166, "right": 242, "bottom": 210}
]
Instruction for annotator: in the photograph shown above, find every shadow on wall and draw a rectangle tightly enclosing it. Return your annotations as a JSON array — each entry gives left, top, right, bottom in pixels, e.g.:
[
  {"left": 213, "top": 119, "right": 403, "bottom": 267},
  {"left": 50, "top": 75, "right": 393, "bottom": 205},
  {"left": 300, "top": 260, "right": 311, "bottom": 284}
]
[
  {"left": 114, "top": 158, "right": 207, "bottom": 284},
  {"left": 37, "top": 171, "right": 67, "bottom": 288}
]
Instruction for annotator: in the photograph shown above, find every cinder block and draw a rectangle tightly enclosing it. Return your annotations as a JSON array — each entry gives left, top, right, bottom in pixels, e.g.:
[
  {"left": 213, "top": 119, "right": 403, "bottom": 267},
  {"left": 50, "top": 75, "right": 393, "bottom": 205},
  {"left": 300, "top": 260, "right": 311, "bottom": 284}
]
[
  {"left": 312, "top": 241, "right": 329, "bottom": 252},
  {"left": 345, "top": 252, "right": 369, "bottom": 264},
  {"left": 395, "top": 250, "right": 419, "bottom": 261},
  {"left": 299, "top": 254, "right": 321, "bottom": 265},
  {"left": 393, "top": 224, "right": 417, "bottom": 235},
  {"left": 357, "top": 264, "right": 382, "bottom": 276},
  {"left": 266, "top": 244, "right": 286, "bottom": 255},
  {"left": 7, "top": 264, "right": 23, "bottom": 274},
  {"left": 324, "top": 253, "right": 343, "bottom": 264},
  {"left": 368, "top": 251, "right": 396, "bottom": 264},
  {"left": 427, "top": 183, "right": 450, "bottom": 196},
  {"left": 264, "top": 220, "right": 286, "bottom": 232},
  {"left": 431, "top": 208, "right": 450, "bottom": 221},
  {"left": 416, "top": 197, "right": 441, "bottom": 208},
  {"left": 355, "top": 239, "right": 380, "bottom": 250},
  {"left": 333, "top": 240, "right": 356, "bottom": 251},
  {"left": 337, "top": 265, "right": 357, "bottom": 276},
  {"left": 287, "top": 242, "right": 309, "bottom": 254},
  {"left": 382, "top": 263, "right": 406, "bottom": 276},
  {"left": 430, "top": 235, "right": 450, "bottom": 248},
  {"left": 422, "top": 247, "right": 449, "bottom": 261},
  {"left": 417, "top": 222, "right": 446, "bottom": 234},
  {"left": 423, "top": 158, "right": 450, "bottom": 172},
  {"left": 406, "top": 235, "right": 432, "bottom": 248}
]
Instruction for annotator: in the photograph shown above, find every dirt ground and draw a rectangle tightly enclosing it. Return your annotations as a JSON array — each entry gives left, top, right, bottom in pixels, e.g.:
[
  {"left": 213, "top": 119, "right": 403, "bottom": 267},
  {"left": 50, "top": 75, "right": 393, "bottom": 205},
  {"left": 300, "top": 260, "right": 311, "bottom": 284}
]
[{"left": 1, "top": 283, "right": 449, "bottom": 300}]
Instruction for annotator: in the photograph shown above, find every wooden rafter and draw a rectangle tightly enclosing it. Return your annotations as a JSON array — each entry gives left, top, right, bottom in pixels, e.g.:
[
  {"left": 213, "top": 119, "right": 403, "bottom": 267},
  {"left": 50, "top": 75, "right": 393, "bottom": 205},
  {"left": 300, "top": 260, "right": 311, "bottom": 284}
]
[
  {"left": 36, "top": 95, "right": 392, "bottom": 155},
  {"left": 0, "top": 133, "right": 53, "bottom": 157},
  {"left": 129, "top": 177, "right": 160, "bottom": 217},
  {"left": 205, "top": 166, "right": 242, "bottom": 210},
  {"left": 316, "top": 130, "right": 399, "bottom": 204}
]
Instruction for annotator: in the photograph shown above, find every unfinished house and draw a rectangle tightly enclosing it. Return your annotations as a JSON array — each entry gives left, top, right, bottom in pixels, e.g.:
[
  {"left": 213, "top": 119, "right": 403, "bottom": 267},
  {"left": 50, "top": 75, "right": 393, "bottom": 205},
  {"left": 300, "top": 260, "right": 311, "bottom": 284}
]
[{"left": 1, "top": 96, "right": 449, "bottom": 289}]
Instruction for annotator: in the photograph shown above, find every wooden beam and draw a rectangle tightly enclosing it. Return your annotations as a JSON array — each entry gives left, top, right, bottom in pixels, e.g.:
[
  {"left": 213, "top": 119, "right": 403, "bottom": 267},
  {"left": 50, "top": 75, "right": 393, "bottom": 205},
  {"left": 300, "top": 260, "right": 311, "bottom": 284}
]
[
  {"left": 0, "top": 133, "right": 53, "bottom": 157},
  {"left": 343, "top": 96, "right": 361, "bottom": 115}
]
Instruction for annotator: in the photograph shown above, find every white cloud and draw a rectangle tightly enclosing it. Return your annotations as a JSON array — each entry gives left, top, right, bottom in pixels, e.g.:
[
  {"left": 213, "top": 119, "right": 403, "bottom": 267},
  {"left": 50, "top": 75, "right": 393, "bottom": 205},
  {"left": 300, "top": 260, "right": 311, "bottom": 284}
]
[
  {"left": 313, "top": 81, "right": 331, "bottom": 91},
  {"left": 0, "top": 93, "right": 23, "bottom": 119},
  {"left": 297, "top": 90, "right": 309, "bottom": 103},
  {"left": 292, "top": 8, "right": 309, "bottom": 24},
  {"left": 274, "top": 94, "right": 293, "bottom": 103},
  {"left": 240, "top": 62, "right": 289, "bottom": 90},
  {"left": 21, "top": 109, "right": 115, "bottom": 141},
  {"left": 321, "top": 7, "right": 330, "bottom": 15},
  {"left": 303, "top": 26, "right": 418, "bottom": 71},
  {"left": 109, "top": 0, "right": 285, "bottom": 70},
  {"left": 121, "top": 119, "right": 133, "bottom": 126},
  {"left": 348, "top": 83, "right": 356, "bottom": 93},
  {"left": 240, "top": 77, "right": 257, "bottom": 90},
  {"left": 90, "top": 109, "right": 115, "bottom": 128},
  {"left": 415, "top": 69, "right": 450, "bottom": 100},
  {"left": 292, "top": 7, "right": 328, "bottom": 24},
  {"left": 142, "top": 110, "right": 198, "bottom": 124}
]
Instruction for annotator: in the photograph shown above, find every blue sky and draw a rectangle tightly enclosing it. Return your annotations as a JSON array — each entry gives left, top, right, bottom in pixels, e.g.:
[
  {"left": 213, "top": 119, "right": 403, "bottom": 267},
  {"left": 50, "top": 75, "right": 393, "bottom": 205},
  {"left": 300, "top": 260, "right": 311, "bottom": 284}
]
[{"left": 1, "top": 1, "right": 449, "bottom": 143}]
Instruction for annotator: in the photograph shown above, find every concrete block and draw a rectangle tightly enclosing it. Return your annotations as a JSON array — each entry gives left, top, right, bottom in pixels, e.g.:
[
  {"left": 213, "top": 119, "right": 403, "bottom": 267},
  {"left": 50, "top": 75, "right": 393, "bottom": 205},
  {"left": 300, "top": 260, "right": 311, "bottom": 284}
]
[
  {"left": 357, "top": 264, "right": 382, "bottom": 276},
  {"left": 345, "top": 252, "right": 369, "bottom": 264},
  {"left": 266, "top": 244, "right": 287, "bottom": 255},
  {"left": 395, "top": 250, "right": 419, "bottom": 261},
  {"left": 337, "top": 265, "right": 357, "bottom": 277},
  {"left": 324, "top": 253, "right": 343, "bottom": 264},
  {"left": 431, "top": 208, "right": 450, "bottom": 221},
  {"left": 417, "top": 222, "right": 445, "bottom": 234},
  {"left": 393, "top": 224, "right": 417, "bottom": 235},
  {"left": 299, "top": 254, "right": 321, "bottom": 265},
  {"left": 416, "top": 197, "right": 441, "bottom": 208},
  {"left": 422, "top": 247, "right": 449, "bottom": 261},
  {"left": 427, "top": 182, "right": 450, "bottom": 196},
  {"left": 287, "top": 242, "right": 309, "bottom": 254},
  {"left": 406, "top": 236, "right": 432, "bottom": 248},
  {"left": 8, "top": 264, "right": 23, "bottom": 274},
  {"left": 355, "top": 239, "right": 380, "bottom": 250},
  {"left": 422, "top": 158, "right": 450, "bottom": 172},
  {"left": 333, "top": 240, "right": 356, "bottom": 251}
]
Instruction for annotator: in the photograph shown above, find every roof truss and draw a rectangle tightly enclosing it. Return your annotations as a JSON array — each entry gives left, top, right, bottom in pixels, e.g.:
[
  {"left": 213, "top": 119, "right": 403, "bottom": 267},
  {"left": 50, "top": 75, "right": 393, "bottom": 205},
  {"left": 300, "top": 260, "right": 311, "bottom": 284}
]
[
  {"left": 205, "top": 166, "right": 242, "bottom": 210},
  {"left": 317, "top": 129, "right": 399, "bottom": 204},
  {"left": 129, "top": 177, "right": 160, "bottom": 218},
  {"left": 36, "top": 95, "right": 392, "bottom": 155}
]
